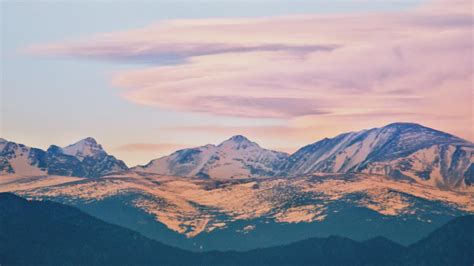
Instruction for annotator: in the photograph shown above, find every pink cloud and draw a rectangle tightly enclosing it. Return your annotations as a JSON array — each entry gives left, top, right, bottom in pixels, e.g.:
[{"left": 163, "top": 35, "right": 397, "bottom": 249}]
[{"left": 25, "top": 0, "right": 473, "bottom": 140}]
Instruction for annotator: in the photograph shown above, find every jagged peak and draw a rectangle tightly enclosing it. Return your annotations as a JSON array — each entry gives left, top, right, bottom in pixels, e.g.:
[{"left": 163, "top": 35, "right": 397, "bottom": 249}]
[
  {"left": 62, "top": 137, "right": 105, "bottom": 160},
  {"left": 65, "top": 137, "right": 101, "bottom": 148},
  {"left": 75, "top": 137, "right": 99, "bottom": 145}
]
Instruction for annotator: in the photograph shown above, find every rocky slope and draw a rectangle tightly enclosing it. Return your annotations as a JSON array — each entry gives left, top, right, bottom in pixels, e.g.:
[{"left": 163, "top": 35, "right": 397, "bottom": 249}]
[
  {"left": 280, "top": 123, "right": 474, "bottom": 190},
  {"left": 3, "top": 123, "right": 472, "bottom": 190},
  {"left": 3, "top": 193, "right": 472, "bottom": 265},
  {"left": 2, "top": 171, "right": 472, "bottom": 250},
  {"left": 1, "top": 123, "right": 473, "bottom": 250},
  {"left": 132, "top": 123, "right": 474, "bottom": 190},
  {"left": 0, "top": 137, "right": 128, "bottom": 178},
  {"left": 133, "top": 135, "right": 288, "bottom": 179}
]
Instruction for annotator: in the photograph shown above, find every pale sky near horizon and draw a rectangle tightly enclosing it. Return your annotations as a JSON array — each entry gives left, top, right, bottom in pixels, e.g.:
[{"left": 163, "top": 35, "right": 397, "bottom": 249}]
[{"left": 1, "top": 0, "right": 473, "bottom": 166}]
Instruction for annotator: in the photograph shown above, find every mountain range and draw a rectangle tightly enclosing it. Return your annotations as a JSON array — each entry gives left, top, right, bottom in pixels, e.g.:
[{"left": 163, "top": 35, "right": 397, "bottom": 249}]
[
  {"left": 0, "top": 137, "right": 127, "bottom": 178},
  {"left": 133, "top": 134, "right": 289, "bottom": 179},
  {"left": 279, "top": 123, "right": 473, "bottom": 190},
  {"left": 1, "top": 193, "right": 473, "bottom": 266},
  {"left": 1, "top": 122, "right": 473, "bottom": 251},
  {"left": 2, "top": 123, "right": 473, "bottom": 190},
  {"left": 133, "top": 122, "right": 473, "bottom": 191}
]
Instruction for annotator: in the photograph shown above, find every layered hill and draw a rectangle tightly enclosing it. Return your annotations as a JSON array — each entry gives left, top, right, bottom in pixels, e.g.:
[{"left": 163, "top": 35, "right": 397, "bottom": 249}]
[
  {"left": 3, "top": 171, "right": 472, "bottom": 250},
  {"left": 1, "top": 122, "right": 473, "bottom": 250},
  {"left": 0, "top": 192, "right": 197, "bottom": 265},
  {"left": 1, "top": 193, "right": 473, "bottom": 266}
]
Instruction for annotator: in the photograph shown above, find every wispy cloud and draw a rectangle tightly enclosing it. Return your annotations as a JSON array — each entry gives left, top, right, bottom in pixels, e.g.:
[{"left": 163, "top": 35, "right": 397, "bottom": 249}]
[{"left": 25, "top": 0, "right": 473, "bottom": 140}]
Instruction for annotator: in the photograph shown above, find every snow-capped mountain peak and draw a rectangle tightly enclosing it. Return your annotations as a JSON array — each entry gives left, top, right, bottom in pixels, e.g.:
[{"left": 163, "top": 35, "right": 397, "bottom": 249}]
[
  {"left": 134, "top": 135, "right": 288, "bottom": 179},
  {"left": 0, "top": 137, "right": 128, "bottom": 178},
  {"left": 280, "top": 122, "right": 473, "bottom": 190},
  {"left": 132, "top": 123, "right": 473, "bottom": 186},
  {"left": 2, "top": 122, "right": 472, "bottom": 189},
  {"left": 61, "top": 137, "right": 105, "bottom": 161}
]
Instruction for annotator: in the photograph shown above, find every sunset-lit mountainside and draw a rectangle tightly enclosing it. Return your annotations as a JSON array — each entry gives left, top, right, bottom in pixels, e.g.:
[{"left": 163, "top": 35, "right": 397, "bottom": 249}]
[
  {"left": 133, "top": 122, "right": 474, "bottom": 190},
  {"left": 4, "top": 123, "right": 470, "bottom": 189},
  {"left": 0, "top": 137, "right": 128, "bottom": 177},
  {"left": 1, "top": 123, "right": 473, "bottom": 251},
  {"left": 279, "top": 123, "right": 474, "bottom": 190},
  {"left": 133, "top": 135, "right": 289, "bottom": 179},
  {"left": 4, "top": 0, "right": 473, "bottom": 167},
  {"left": 2, "top": 0, "right": 473, "bottom": 264},
  {"left": 1, "top": 193, "right": 473, "bottom": 265}
]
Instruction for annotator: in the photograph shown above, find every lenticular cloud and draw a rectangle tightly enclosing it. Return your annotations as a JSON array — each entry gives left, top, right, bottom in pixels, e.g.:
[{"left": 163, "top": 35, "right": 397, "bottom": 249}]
[{"left": 26, "top": 0, "right": 473, "bottom": 122}]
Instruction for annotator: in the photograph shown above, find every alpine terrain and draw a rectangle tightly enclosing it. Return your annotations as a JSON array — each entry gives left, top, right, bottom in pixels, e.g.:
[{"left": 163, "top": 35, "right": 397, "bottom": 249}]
[
  {"left": 133, "top": 135, "right": 289, "bottom": 179},
  {"left": 1, "top": 193, "right": 473, "bottom": 266},
  {"left": 1, "top": 123, "right": 473, "bottom": 251},
  {"left": 0, "top": 137, "right": 128, "bottom": 178}
]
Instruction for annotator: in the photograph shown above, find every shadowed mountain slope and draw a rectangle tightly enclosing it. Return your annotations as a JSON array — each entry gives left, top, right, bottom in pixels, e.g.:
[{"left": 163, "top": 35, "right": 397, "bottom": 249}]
[{"left": 1, "top": 193, "right": 473, "bottom": 266}]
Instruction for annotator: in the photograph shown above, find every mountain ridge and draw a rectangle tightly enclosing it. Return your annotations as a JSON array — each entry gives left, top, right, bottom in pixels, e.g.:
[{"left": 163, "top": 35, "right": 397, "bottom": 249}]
[
  {"left": 133, "top": 134, "right": 289, "bottom": 179},
  {"left": 1, "top": 192, "right": 473, "bottom": 266},
  {"left": 2, "top": 122, "right": 473, "bottom": 190},
  {"left": 8, "top": 171, "right": 472, "bottom": 250},
  {"left": 279, "top": 122, "right": 473, "bottom": 190},
  {"left": 1, "top": 122, "right": 472, "bottom": 253},
  {"left": 130, "top": 122, "right": 474, "bottom": 190},
  {"left": 0, "top": 137, "right": 128, "bottom": 178}
]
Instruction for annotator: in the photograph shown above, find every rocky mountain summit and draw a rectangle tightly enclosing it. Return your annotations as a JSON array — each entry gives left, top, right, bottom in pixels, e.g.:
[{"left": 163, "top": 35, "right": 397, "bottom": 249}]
[
  {"left": 133, "top": 135, "right": 288, "bottom": 179},
  {"left": 0, "top": 137, "right": 127, "bottom": 178}
]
